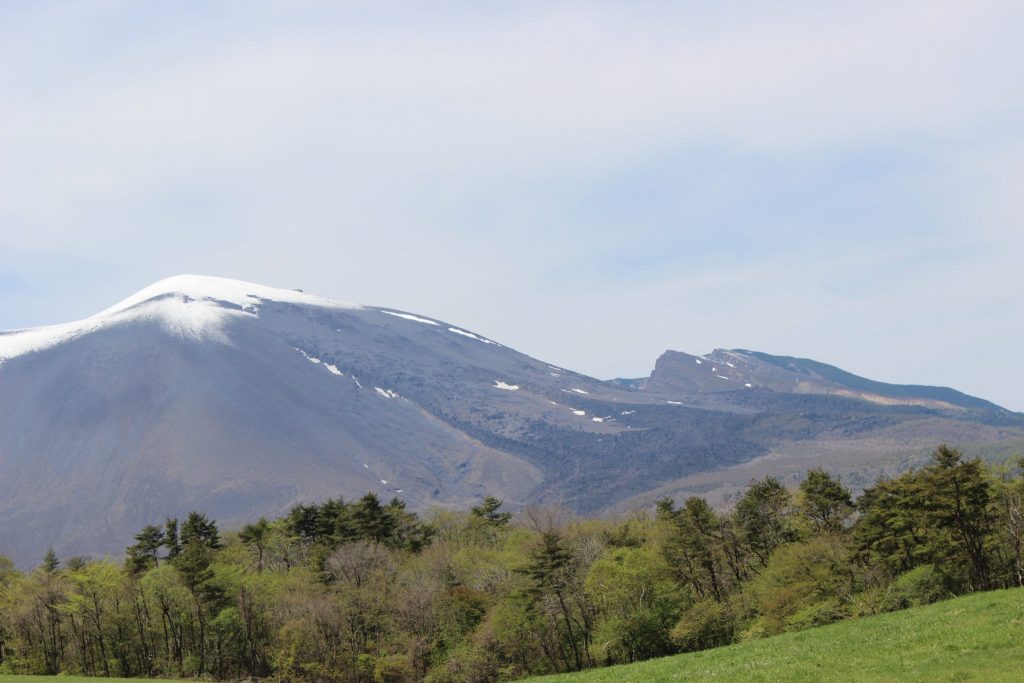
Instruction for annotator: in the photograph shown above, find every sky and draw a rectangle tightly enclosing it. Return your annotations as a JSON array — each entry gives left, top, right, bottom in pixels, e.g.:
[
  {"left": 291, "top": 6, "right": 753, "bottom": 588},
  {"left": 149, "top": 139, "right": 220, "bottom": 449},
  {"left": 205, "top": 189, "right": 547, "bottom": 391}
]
[{"left": 1, "top": 1, "right": 1022, "bottom": 410}]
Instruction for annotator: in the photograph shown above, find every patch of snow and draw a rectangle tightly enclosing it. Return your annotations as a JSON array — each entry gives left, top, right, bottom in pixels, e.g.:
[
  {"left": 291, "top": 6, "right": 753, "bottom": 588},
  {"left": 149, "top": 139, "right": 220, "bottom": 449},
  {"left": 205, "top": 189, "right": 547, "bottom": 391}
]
[
  {"left": 666, "top": 400, "right": 683, "bottom": 405},
  {"left": 694, "top": 358, "right": 703, "bottom": 364},
  {"left": 381, "top": 310, "right": 439, "bottom": 325},
  {"left": 395, "top": 489, "right": 404, "bottom": 493},
  {"left": 621, "top": 410, "right": 636, "bottom": 415},
  {"left": 352, "top": 376, "right": 363, "bottom": 388},
  {"left": 745, "top": 383, "right": 753, "bottom": 388},
  {"left": 550, "top": 372, "right": 561, "bottom": 377},
  {"left": 363, "top": 464, "right": 370, "bottom": 469},
  {"left": 725, "top": 362, "right": 735, "bottom": 368},
  {"left": 572, "top": 409, "right": 586, "bottom": 416},
  {"left": 380, "top": 479, "right": 387, "bottom": 485},
  {"left": 296, "top": 349, "right": 345, "bottom": 376},
  {"left": 375, "top": 387, "right": 400, "bottom": 399},
  {"left": 715, "top": 374, "right": 731, "bottom": 380},
  {"left": 571, "top": 388, "right": 589, "bottom": 395},
  {"left": 493, "top": 380, "right": 520, "bottom": 391},
  {"left": 591, "top": 417, "right": 604, "bottom": 422},
  {"left": 448, "top": 327, "right": 496, "bottom": 344},
  {"left": 295, "top": 348, "right": 321, "bottom": 364},
  {"left": 549, "top": 400, "right": 559, "bottom": 405}
]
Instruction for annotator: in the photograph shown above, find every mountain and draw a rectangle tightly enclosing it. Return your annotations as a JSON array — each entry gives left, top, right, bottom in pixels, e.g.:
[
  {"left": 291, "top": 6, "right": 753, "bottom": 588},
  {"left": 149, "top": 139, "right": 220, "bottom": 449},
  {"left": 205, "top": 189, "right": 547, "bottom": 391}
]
[
  {"left": 642, "top": 349, "right": 1001, "bottom": 411},
  {"left": 1, "top": 275, "right": 1021, "bottom": 566}
]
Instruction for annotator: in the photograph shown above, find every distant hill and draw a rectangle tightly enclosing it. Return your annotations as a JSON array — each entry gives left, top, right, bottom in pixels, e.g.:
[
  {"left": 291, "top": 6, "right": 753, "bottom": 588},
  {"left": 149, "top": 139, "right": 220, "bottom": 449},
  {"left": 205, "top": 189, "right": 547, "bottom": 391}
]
[
  {"left": 1, "top": 275, "right": 1021, "bottom": 565},
  {"left": 523, "top": 587, "right": 1024, "bottom": 682}
]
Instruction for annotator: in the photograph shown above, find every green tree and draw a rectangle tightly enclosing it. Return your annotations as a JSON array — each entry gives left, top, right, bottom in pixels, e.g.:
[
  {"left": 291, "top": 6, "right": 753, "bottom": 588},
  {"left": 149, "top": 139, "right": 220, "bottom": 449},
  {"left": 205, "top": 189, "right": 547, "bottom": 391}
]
[
  {"left": 471, "top": 496, "right": 512, "bottom": 527},
  {"left": 164, "top": 517, "right": 181, "bottom": 558},
  {"left": 126, "top": 524, "right": 166, "bottom": 574},
  {"left": 733, "top": 477, "right": 797, "bottom": 569},
  {"left": 798, "top": 468, "right": 854, "bottom": 535},
  {"left": 855, "top": 445, "right": 994, "bottom": 592},
  {"left": 526, "top": 531, "right": 588, "bottom": 672},
  {"left": 748, "top": 535, "right": 854, "bottom": 635},
  {"left": 992, "top": 457, "right": 1024, "bottom": 587},
  {"left": 585, "top": 546, "right": 680, "bottom": 664},
  {"left": 173, "top": 538, "right": 224, "bottom": 675},
  {"left": 180, "top": 512, "right": 222, "bottom": 550},
  {"left": 660, "top": 497, "right": 728, "bottom": 602},
  {"left": 41, "top": 547, "right": 59, "bottom": 573},
  {"left": 352, "top": 493, "right": 395, "bottom": 544},
  {"left": 239, "top": 517, "right": 271, "bottom": 573},
  {"left": 926, "top": 445, "right": 993, "bottom": 590}
]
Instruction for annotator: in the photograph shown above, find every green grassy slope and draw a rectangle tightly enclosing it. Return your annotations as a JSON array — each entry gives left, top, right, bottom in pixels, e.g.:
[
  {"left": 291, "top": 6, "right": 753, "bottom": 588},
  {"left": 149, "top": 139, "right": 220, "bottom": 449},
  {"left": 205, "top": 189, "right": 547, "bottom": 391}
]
[{"left": 524, "top": 587, "right": 1024, "bottom": 683}]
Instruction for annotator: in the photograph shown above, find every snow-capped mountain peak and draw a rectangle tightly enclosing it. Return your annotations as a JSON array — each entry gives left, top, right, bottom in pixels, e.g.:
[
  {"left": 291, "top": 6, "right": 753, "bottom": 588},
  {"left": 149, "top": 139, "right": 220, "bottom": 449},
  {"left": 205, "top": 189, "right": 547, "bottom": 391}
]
[
  {"left": 0, "top": 275, "right": 362, "bottom": 365},
  {"left": 97, "top": 274, "right": 361, "bottom": 318}
]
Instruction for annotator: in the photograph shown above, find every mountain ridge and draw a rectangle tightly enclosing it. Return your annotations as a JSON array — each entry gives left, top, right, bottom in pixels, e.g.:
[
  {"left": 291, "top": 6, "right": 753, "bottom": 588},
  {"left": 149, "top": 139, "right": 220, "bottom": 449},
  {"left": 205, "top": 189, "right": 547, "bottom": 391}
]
[{"left": 1, "top": 275, "right": 1020, "bottom": 566}]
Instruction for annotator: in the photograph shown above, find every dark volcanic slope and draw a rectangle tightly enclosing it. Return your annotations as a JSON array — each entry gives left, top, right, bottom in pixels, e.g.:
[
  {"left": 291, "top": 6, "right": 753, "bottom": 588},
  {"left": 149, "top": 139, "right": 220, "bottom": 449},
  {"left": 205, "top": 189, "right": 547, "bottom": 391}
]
[{"left": 0, "top": 276, "right": 1020, "bottom": 565}]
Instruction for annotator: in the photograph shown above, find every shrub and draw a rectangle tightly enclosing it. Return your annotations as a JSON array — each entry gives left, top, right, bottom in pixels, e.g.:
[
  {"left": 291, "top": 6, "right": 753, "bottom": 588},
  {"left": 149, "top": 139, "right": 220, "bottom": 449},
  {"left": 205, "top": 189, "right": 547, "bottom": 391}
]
[
  {"left": 888, "top": 565, "right": 951, "bottom": 609},
  {"left": 670, "top": 599, "right": 736, "bottom": 652},
  {"left": 784, "top": 598, "right": 848, "bottom": 631}
]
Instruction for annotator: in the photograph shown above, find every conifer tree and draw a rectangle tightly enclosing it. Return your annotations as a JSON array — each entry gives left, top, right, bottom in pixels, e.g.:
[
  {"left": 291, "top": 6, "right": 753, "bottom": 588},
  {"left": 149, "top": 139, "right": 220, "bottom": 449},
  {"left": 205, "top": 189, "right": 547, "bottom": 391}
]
[
  {"left": 798, "top": 468, "right": 854, "bottom": 534},
  {"left": 733, "top": 477, "right": 796, "bottom": 568},
  {"left": 164, "top": 517, "right": 181, "bottom": 558},
  {"left": 239, "top": 517, "right": 270, "bottom": 572},
  {"left": 41, "top": 547, "right": 59, "bottom": 573},
  {"left": 180, "top": 511, "right": 221, "bottom": 550},
  {"left": 472, "top": 496, "right": 512, "bottom": 527}
]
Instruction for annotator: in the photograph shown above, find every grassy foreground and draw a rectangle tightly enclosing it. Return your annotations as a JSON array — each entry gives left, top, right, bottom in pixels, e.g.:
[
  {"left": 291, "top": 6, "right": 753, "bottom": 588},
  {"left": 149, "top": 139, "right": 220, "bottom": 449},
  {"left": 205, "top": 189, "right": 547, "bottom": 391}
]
[{"left": 524, "top": 587, "right": 1024, "bottom": 683}]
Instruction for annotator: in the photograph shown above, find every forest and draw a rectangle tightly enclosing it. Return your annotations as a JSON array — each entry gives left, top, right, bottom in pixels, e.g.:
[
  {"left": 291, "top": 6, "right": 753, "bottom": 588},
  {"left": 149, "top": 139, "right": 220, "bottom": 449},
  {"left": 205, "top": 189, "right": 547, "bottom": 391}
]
[{"left": 1, "top": 445, "right": 1023, "bottom": 682}]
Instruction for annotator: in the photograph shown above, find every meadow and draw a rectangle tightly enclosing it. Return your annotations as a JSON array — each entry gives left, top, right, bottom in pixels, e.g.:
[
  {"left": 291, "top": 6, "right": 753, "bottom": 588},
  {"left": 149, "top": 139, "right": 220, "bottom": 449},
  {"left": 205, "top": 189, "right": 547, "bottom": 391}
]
[{"left": 524, "top": 587, "right": 1024, "bottom": 682}]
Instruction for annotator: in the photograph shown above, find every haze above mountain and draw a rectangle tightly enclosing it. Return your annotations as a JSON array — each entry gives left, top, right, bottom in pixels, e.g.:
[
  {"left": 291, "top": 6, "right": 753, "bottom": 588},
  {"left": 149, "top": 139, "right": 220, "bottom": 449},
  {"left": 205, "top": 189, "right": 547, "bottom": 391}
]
[{"left": 1, "top": 275, "right": 1021, "bottom": 566}]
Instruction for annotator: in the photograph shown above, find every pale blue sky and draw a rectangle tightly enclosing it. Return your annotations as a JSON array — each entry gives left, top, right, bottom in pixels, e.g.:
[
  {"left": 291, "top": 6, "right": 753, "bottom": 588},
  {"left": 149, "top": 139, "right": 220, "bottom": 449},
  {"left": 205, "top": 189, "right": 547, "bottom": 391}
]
[{"left": 1, "top": 1, "right": 1022, "bottom": 410}]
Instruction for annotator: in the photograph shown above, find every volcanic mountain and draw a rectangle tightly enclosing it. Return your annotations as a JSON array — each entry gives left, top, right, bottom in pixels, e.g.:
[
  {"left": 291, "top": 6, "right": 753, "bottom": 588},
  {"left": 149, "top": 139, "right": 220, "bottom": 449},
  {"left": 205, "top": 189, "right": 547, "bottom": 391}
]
[{"left": 1, "top": 275, "right": 1020, "bottom": 565}]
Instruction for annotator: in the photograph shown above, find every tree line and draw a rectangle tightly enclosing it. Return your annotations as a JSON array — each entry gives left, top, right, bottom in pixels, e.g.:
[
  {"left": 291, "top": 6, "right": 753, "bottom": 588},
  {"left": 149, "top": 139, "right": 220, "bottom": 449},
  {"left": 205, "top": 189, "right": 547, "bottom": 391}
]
[{"left": 1, "top": 445, "right": 1023, "bottom": 682}]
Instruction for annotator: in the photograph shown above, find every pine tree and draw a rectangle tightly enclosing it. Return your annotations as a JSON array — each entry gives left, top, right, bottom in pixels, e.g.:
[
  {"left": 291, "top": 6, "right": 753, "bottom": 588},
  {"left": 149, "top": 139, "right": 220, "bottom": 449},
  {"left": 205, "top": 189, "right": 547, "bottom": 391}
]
[
  {"left": 527, "top": 531, "right": 584, "bottom": 671},
  {"left": 41, "top": 547, "right": 59, "bottom": 573},
  {"left": 164, "top": 517, "right": 181, "bottom": 558},
  {"left": 180, "top": 511, "right": 222, "bottom": 550},
  {"left": 239, "top": 517, "right": 271, "bottom": 573},
  {"left": 733, "top": 477, "right": 796, "bottom": 568},
  {"left": 798, "top": 468, "right": 854, "bottom": 534},
  {"left": 925, "top": 445, "right": 993, "bottom": 590},
  {"left": 667, "top": 497, "right": 727, "bottom": 601},
  {"left": 126, "top": 524, "right": 166, "bottom": 574},
  {"left": 854, "top": 445, "right": 995, "bottom": 591},
  {"left": 352, "top": 493, "right": 395, "bottom": 544},
  {"left": 471, "top": 496, "right": 512, "bottom": 527}
]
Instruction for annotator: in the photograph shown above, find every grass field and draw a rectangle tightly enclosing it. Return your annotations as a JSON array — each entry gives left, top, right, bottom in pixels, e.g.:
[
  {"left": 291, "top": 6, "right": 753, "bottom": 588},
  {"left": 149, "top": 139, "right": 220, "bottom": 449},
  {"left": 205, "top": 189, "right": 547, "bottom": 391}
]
[{"left": 524, "top": 587, "right": 1024, "bottom": 683}]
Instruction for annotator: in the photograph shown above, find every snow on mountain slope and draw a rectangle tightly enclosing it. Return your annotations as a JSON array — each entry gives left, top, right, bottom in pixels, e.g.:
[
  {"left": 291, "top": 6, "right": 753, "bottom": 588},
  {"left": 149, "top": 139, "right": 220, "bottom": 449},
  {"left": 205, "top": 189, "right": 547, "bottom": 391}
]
[{"left": 0, "top": 275, "right": 361, "bottom": 364}]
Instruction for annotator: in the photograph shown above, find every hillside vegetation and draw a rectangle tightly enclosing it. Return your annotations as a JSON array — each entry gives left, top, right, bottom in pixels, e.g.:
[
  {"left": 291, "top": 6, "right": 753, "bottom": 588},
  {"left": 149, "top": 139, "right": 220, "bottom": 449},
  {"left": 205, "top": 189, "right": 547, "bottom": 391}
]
[
  {"left": 1, "top": 446, "right": 1023, "bottom": 682},
  {"left": 524, "top": 587, "right": 1024, "bottom": 682}
]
